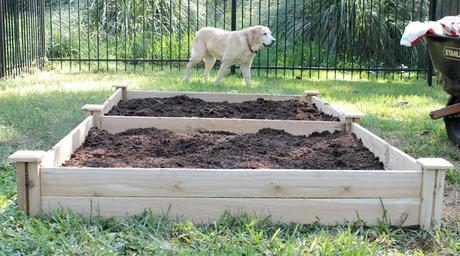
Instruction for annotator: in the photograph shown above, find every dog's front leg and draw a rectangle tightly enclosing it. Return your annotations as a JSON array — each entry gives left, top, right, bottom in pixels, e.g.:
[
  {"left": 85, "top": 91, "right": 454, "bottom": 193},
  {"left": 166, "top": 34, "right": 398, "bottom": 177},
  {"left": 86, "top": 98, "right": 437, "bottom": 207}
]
[
  {"left": 241, "top": 62, "right": 252, "bottom": 86},
  {"left": 215, "top": 62, "right": 230, "bottom": 86}
]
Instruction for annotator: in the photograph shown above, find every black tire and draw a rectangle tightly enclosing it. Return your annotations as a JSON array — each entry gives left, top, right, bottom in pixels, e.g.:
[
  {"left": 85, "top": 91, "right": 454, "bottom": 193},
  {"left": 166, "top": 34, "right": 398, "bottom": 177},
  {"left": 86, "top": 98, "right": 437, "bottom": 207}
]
[{"left": 444, "top": 96, "right": 460, "bottom": 146}]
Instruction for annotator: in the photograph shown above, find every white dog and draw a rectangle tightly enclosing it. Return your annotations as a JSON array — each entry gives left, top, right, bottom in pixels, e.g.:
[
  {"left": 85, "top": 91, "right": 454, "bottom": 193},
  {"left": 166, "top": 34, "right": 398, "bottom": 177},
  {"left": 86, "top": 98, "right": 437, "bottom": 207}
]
[{"left": 184, "top": 25, "right": 276, "bottom": 86}]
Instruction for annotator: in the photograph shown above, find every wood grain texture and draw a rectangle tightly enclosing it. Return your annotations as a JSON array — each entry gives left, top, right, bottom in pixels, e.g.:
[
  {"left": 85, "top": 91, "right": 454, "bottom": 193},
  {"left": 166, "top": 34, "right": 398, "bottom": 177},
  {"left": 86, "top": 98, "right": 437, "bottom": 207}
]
[
  {"left": 351, "top": 123, "right": 420, "bottom": 171},
  {"left": 126, "top": 90, "right": 305, "bottom": 103},
  {"left": 42, "top": 168, "right": 422, "bottom": 198},
  {"left": 49, "top": 116, "right": 93, "bottom": 167},
  {"left": 41, "top": 196, "right": 420, "bottom": 226},
  {"left": 102, "top": 89, "right": 123, "bottom": 114},
  {"left": 100, "top": 116, "right": 344, "bottom": 135}
]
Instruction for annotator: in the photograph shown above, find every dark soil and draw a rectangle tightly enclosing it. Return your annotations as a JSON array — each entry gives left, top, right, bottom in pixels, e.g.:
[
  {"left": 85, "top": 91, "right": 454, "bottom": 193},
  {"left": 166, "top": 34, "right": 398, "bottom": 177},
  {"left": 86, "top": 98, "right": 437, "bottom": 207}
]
[
  {"left": 63, "top": 127, "right": 384, "bottom": 170},
  {"left": 107, "top": 95, "right": 339, "bottom": 121}
]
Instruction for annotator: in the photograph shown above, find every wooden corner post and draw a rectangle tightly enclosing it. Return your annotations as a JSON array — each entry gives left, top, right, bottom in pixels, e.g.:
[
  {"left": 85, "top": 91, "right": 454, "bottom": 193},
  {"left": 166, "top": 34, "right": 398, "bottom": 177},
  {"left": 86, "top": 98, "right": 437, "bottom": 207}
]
[
  {"left": 82, "top": 104, "right": 104, "bottom": 128},
  {"left": 417, "top": 158, "right": 453, "bottom": 230},
  {"left": 343, "top": 112, "right": 364, "bottom": 132},
  {"left": 8, "top": 150, "right": 46, "bottom": 216},
  {"left": 113, "top": 83, "right": 128, "bottom": 101},
  {"left": 304, "top": 90, "right": 320, "bottom": 104}
]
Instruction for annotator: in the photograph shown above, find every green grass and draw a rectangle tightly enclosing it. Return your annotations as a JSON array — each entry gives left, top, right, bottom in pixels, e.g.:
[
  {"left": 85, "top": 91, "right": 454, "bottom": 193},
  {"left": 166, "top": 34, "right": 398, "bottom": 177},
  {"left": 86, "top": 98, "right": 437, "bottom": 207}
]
[{"left": 0, "top": 67, "right": 459, "bottom": 254}]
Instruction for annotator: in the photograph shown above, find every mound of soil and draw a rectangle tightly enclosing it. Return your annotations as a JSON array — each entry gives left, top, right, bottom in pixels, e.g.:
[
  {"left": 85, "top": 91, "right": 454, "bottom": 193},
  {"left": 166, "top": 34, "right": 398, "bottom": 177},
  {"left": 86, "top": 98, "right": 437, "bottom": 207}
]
[
  {"left": 107, "top": 95, "right": 339, "bottom": 121},
  {"left": 63, "top": 127, "right": 383, "bottom": 170}
]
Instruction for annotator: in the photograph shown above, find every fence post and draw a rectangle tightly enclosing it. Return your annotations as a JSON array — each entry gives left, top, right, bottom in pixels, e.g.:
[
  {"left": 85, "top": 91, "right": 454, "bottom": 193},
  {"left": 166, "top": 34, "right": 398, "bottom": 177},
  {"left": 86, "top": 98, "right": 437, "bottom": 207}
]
[
  {"left": 427, "top": 0, "right": 437, "bottom": 86},
  {"left": 39, "top": 0, "right": 46, "bottom": 69},
  {"left": 230, "top": 0, "right": 237, "bottom": 74},
  {"left": 0, "top": 0, "right": 5, "bottom": 78}
]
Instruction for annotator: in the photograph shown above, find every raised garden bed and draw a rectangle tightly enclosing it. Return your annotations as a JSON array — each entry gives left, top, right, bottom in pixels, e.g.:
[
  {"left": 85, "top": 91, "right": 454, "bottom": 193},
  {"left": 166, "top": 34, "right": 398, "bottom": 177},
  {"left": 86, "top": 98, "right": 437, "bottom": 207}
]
[
  {"left": 63, "top": 127, "right": 384, "bottom": 170},
  {"left": 81, "top": 86, "right": 357, "bottom": 134},
  {"left": 8, "top": 89, "right": 453, "bottom": 230}
]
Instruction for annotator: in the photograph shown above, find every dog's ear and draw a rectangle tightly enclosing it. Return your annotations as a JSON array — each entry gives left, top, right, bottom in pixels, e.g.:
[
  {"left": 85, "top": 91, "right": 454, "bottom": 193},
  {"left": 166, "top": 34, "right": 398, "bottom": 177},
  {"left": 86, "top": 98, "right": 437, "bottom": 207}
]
[{"left": 248, "top": 27, "right": 261, "bottom": 43}]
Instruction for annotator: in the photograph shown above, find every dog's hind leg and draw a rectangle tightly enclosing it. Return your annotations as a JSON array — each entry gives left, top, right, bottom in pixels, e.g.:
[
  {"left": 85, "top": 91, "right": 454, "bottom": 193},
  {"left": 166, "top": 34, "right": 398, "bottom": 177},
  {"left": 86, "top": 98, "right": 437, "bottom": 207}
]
[
  {"left": 184, "top": 57, "right": 201, "bottom": 81},
  {"left": 203, "top": 54, "right": 216, "bottom": 82},
  {"left": 184, "top": 46, "right": 205, "bottom": 81}
]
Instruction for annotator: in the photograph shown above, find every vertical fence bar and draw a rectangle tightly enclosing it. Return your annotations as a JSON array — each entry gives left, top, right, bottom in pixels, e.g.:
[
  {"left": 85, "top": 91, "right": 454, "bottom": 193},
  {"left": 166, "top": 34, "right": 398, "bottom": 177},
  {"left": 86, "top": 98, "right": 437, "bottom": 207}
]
[
  {"left": 241, "top": 0, "right": 244, "bottom": 29},
  {"left": 291, "top": 0, "right": 296, "bottom": 78},
  {"left": 318, "top": 0, "right": 322, "bottom": 79},
  {"left": 49, "top": 0, "right": 53, "bottom": 69},
  {"left": 283, "top": 0, "right": 287, "bottom": 77},
  {"left": 133, "top": 0, "right": 136, "bottom": 71},
  {"left": 151, "top": 0, "right": 155, "bottom": 70},
  {"left": 230, "top": 0, "right": 236, "bottom": 74},
  {"left": 0, "top": 0, "right": 5, "bottom": 78},
  {"left": 124, "top": 0, "right": 127, "bottom": 71},
  {"left": 266, "top": 0, "right": 270, "bottom": 76},
  {"left": 5, "top": 0, "right": 11, "bottom": 76},
  {"left": 13, "top": 0, "right": 20, "bottom": 76},
  {"left": 257, "top": 0, "right": 260, "bottom": 76},
  {"left": 300, "top": 0, "right": 305, "bottom": 79},
  {"left": 427, "top": 0, "right": 436, "bottom": 86},
  {"left": 58, "top": 0, "right": 62, "bottom": 69},
  {"left": 105, "top": 0, "right": 109, "bottom": 70},
  {"left": 351, "top": 0, "right": 356, "bottom": 80},
  {"left": 87, "top": 0, "right": 91, "bottom": 71},
  {"left": 96, "top": 0, "right": 100, "bottom": 70},
  {"left": 68, "top": 0, "right": 72, "bottom": 70},
  {"left": 223, "top": 0, "right": 226, "bottom": 30},
  {"left": 160, "top": 0, "right": 163, "bottom": 70},
  {"left": 275, "top": 0, "right": 279, "bottom": 77},
  {"left": 178, "top": 0, "right": 182, "bottom": 70},
  {"left": 187, "top": 0, "right": 190, "bottom": 59},
  {"left": 77, "top": 0, "right": 81, "bottom": 71},
  {"left": 142, "top": 0, "right": 146, "bottom": 71},
  {"left": 39, "top": 0, "right": 45, "bottom": 70},
  {"left": 169, "top": 0, "right": 172, "bottom": 70},
  {"left": 308, "top": 0, "right": 312, "bottom": 78},
  {"left": 115, "top": 0, "right": 118, "bottom": 71}
]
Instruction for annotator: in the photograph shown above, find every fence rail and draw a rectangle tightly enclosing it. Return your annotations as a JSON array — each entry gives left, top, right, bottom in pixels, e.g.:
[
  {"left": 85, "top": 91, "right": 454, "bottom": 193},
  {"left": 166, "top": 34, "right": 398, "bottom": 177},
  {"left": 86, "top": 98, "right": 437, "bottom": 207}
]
[{"left": 0, "top": 0, "right": 458, "bottom": 81}]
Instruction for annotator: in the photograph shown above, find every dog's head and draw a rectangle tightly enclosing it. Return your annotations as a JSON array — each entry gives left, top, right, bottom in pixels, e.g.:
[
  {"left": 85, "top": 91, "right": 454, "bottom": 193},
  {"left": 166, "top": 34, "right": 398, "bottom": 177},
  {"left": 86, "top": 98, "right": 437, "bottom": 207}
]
[{"left": 249, "top": 26, "right": 276, "bottom": 48}]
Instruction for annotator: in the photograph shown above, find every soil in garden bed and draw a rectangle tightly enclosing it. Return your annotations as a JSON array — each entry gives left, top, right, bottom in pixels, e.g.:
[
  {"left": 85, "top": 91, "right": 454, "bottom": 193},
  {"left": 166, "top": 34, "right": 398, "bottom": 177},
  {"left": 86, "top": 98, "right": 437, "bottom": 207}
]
[
  {"left": 64, "top": 127, "right": 384, "bottom": 170},
  {"left": 107, "top": 95, "right": 339, "bottom": 121}
]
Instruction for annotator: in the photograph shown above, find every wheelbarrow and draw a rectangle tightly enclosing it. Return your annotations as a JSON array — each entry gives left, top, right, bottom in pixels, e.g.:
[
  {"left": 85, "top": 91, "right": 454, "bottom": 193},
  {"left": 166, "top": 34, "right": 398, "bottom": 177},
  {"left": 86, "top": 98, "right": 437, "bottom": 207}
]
[{"left": 426, "top": 34, "right": 460, "bottom": 145}]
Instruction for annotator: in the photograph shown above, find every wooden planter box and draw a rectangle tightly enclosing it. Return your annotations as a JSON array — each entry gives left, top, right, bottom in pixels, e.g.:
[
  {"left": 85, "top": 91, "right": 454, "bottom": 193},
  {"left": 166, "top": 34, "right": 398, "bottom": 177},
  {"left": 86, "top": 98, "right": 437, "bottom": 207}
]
[
  {"left": 82, "top": 85, "right": 361, "bottom": 134},
  {"left": 8, "top": 89, "right": 453, "bottom": 230}
]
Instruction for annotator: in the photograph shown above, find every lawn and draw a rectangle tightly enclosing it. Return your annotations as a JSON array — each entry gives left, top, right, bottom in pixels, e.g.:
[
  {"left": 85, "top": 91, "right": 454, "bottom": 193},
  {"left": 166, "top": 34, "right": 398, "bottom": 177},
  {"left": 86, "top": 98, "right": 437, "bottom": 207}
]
[{"left": 0, "top": 68, "right": 459, "bottom": 254}]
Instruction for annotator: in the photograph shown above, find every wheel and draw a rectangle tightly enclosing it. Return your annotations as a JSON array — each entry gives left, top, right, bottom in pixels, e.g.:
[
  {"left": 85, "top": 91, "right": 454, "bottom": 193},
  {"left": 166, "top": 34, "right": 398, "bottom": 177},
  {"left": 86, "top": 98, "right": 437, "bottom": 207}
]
[{"left": 444, "top": 96, "right": 460, "bottom": 146}]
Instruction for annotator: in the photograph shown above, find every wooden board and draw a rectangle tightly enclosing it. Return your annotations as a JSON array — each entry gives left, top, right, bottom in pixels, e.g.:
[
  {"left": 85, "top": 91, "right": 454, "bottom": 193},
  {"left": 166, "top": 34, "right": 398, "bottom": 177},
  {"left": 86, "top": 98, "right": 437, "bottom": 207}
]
[
  {"left": 311, "top": 96, "right": 344, "bottom": 120},
  {"left": 430, "top": 102, "right": 460, "bottom": 119},
  {"left": 102, "top": 89, "right": 123, "bottom": 114},
  {"left": 126, "top": 90, "right": 305, "bottom": 103},
  {"left": 48, "top": 116, "right": 94, "bottom": 167},
  {"left": 386, "top": 146, "right": 421, "bottom": 171},
  {"left": 41, "top": 168, "right": 422, "bottom": 199},
  {"left": 100, "top": 116, "right": 344, "bottom": 135},
  {"left": 41, "top": 196, "right": 420, "bottom": 226},
  {"left": 351, "top": 123, "right": 420, "bottom": 171}
]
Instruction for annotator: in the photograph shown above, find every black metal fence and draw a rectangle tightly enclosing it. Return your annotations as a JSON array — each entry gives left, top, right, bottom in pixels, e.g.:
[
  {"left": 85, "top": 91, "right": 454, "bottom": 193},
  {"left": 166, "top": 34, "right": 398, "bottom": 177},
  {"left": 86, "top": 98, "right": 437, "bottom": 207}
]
[
  {"left": 0, "top": 0, "right": 46, "bottom": 77},
  {"left": 0, "top": 0, "right": 458, "bottom": 80}
]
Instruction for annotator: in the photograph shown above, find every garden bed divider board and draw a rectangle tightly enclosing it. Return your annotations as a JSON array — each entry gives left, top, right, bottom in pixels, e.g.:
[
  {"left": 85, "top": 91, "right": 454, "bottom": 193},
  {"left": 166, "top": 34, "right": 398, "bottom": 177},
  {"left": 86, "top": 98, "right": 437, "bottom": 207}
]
[{"left": 9, "top": 100, "right": 454, "bottom": 230}]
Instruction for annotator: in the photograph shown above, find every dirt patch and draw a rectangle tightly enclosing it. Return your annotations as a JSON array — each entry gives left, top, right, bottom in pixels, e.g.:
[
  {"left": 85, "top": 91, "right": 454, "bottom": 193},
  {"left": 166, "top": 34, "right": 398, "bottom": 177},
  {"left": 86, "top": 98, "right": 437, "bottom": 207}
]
[
  {"left": 64, "top": 127, "right": 383, "bottom": 170},
  {"left": 107, "top": 95, "right": 339, "bottom": 121},
  {"left": 443, "top": 184, "right": 460, "bottom": 222}
]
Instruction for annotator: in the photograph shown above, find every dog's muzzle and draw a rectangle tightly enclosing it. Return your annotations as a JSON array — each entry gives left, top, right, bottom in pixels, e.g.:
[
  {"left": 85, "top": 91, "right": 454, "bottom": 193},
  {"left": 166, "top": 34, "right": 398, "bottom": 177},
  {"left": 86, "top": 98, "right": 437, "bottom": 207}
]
[{"left": 263, "top": 40, "right": 276, "bottom": 47}]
